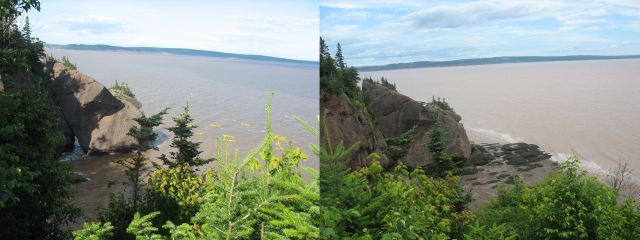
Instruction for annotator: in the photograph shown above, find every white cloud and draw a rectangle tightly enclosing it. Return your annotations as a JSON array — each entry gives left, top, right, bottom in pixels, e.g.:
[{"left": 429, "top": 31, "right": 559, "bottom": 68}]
[
  {"left": 403, "top": 1, "right": 536, "bottom": 29},
  {"left": 322, "top": 0, "right": 640, "bottom": 65},
  {"left": 28, "top": 1, "right": 318, "bottom": 61},
  {"left": 320, "top": 0, "right": 423, "bottom": 9}
]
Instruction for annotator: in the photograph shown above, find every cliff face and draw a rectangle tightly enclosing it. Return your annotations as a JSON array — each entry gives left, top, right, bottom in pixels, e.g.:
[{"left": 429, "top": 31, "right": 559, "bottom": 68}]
[
  {"left": 362, "top": 80, "right": 472, "bottom": 168},
  {"left": 321, "top": 92, "right": 390, "bottom": 170},
  {"left": 48, "top": 62, "right": 143, "bottom": 154}
]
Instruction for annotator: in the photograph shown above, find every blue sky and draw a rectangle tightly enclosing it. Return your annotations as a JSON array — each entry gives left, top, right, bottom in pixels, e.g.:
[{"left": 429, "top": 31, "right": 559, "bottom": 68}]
[
  {"left": 23, "top": 0, "right": 318, "bottom": 61},
  {"left": 321, "top": 0, "right": 640, "bottom": 66}
]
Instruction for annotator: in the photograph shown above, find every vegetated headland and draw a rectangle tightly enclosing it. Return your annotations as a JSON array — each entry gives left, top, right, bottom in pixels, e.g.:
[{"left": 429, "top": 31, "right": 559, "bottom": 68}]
[
  {"left": 319, "top": 37, "right": 640, "bottom": 239},
  {"left": 358, "top": 54, "right": 640, "bottom": 71}
]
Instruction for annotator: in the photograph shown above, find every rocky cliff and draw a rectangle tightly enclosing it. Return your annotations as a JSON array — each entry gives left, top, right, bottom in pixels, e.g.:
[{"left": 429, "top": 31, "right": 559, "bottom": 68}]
[
  {"left": 48, "top": 62, "right": 143, "bottom": 154},
  {"left": 320, "top": 92, "right": 390, "bottom": 170},
  {"left": 362, "top": 80, "right": 471, "bottom": 168}
]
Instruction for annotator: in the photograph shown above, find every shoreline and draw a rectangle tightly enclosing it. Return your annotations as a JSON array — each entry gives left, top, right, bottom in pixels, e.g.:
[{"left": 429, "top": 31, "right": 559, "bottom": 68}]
[{"left": 464, "top": 126, "right": 640, "bottom": 210}]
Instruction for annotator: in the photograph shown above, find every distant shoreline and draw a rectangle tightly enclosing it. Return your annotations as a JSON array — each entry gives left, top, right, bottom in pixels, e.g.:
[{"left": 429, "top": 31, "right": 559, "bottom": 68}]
[
  {"left": 358, "top": 55, "right": 640, "bottom": 72},
  {"left": 45, "top": 43, "right": 318, "bottom": 65}
]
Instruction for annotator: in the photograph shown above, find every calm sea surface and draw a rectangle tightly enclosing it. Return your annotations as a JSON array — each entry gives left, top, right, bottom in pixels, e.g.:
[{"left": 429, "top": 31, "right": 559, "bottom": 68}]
[
  {"left": 365, "top": 59, "right": 640, "bottom": 174},
  {"left": 49, "top": 49, "right": 319, "bottom": 169}
]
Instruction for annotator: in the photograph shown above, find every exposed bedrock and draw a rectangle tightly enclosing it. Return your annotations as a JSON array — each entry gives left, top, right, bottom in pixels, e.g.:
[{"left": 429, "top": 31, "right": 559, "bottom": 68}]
[
  {"left": 321, "top": 92, "right": 390, "bottom": 170},
  {"left": 49, "top": 62, "right": 143, "bottom": 154},
  {"left": 362, "top": 80, "right": 472, "bottom": 168}
]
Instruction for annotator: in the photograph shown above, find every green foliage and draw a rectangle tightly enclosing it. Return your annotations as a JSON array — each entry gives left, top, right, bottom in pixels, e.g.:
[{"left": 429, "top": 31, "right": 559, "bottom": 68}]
[
  {"left": 0, "top": 89, "right": 81, "bottom": 238},
  {"left": 364, "top": 76, "right": 397, "bottom": 91},
  {"left": 158, "top": 104, "right": 212, "bottom": 171},
  {"left": 98, "top": 108, "right": 169, "bottom": 239},
  {"left": 428, "top": 96, "right": 453, "bottom": 111},
  {"left": 74, "top": 222, "right": 115, "bottom": 240},
  {"left": 1, "top": 2, "right": 80, "bottom": 239},
  {"left": 619, "top": 199, "right": 640, "bottom": 239},
  {"left": 319, "top": 112, "right": 472, "bottom": 239},
  {"left": 127, "top": 212, "right": 164, "bottom": 240},
  {"left": 77, "top": 95, "right": 319, "bottom": 239},
  {"left": 425, "top": 113, "right": 455, "bottom": 174},
  {"left": 474, "top": 154, "right": 640, "bottom": 239},
  {"left": 463, "top": 222, "right": 517, "bottom": 240},
  {"left": 97, "top": 192, "right": 137, "bottom": 240},
  {"left": 190, "top": 94, "right": 318, "bottom": 239},
  {"left": 144, "top": 166, "right": 212, "bottom": 225},
  {"left": 109, "top": 80, "right": 135, "bottom": 97},
  {"left": 62, "top": 56, "right": 77, "bottom": 70},
  {"left": 385, "top": 125, "right": 416, "bottom": 161},
  {"left": 319, "top": 38, "right": 360, "bottom": 99},
  {"left": 123, "top": 108, "right": 169, "bottom": 204}
]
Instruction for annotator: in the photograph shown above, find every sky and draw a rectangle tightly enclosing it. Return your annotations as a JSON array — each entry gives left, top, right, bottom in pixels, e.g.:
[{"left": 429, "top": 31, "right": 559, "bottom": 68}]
[
  {"left": 24, "top": 0, "right": 319, "bottom": 61},
  {"left": 321, "top": 0, "right": 640, "bottom": 66}
]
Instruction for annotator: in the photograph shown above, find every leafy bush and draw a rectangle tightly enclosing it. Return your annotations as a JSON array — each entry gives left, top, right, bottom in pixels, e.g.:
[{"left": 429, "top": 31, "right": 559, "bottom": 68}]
[{"left": 474, "top": 155, "right": 640, "bottom": 239}]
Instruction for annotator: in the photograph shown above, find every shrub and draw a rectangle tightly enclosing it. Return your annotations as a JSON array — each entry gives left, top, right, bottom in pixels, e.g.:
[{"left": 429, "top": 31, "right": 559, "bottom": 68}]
[
  {"left": 109, "top": 80, "right": 135, "bottom": 97},
  {"left": 385, "top": 125, "right": 416, "bottom": 161},
  {"left": 428, "top": 96, "right": 453, "bottom": 111},
  {"left": 320, "top": 112, "right": 473, "bottom": 239},
  {"left": 75, "top": 94, "right": 319, "bottom": 239},
  {"left": 474, "top": 154, "right": 640, "bottom": 239},
  {"left": 62, "top": 56, "right": 77, "bottom": 70}
]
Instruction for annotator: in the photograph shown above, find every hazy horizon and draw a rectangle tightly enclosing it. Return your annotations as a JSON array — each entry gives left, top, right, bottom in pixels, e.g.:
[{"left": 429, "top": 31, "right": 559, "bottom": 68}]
[
  {"left": 44, "top": 43, "right": 319, "bottom": 63},
  {"left": 25, "top": 0, "right": 319, "bottom": 61}
]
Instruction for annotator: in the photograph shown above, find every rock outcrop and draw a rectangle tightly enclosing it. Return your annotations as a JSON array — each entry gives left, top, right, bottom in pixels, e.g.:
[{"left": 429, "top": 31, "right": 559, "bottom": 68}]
[
  {"left": 363, "top": 80, "right": 472, "bottom": 168},
  {"left": 50, "top": 62, "right": 143, "bottom": 154},
  {"left": 321, "top": 93, "right": 390, "bottom": 170}
]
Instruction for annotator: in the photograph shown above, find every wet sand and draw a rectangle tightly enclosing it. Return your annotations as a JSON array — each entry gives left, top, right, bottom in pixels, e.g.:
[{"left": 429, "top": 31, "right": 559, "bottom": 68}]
[{"left": 64, "top": 154, "right": 131, "bottom": 229}]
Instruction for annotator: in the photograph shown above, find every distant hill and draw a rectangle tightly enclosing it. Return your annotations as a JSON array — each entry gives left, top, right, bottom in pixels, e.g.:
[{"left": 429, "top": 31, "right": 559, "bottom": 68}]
[
  {"left": 357, "top": 55, "right": 640, "bottom": 71},
  {"left": 45, "top": 44, "right": 317, "bottom": 65}
]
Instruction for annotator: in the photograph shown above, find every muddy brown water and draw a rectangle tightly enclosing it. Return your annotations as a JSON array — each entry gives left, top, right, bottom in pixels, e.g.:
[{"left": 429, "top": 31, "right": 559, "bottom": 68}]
[{"left": 364, "top": 59, "right": 640, "bottom": 175}]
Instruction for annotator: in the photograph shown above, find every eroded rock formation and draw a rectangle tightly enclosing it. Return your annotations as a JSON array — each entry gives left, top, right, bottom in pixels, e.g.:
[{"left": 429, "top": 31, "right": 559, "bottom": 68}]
[
  {"left": 321, "top": 93, "right": 390, "bottom": 170},
  {"left": 49, "top": 62, "right": 143, "bottom": 154},
  {"left": 363, "top": 80, "right": 471, "bottom": 168}
]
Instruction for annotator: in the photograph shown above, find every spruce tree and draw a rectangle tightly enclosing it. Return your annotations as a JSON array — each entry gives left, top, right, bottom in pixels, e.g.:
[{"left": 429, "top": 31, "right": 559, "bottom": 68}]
[
  {"left": 335, "top": 43, "right": 345, "bottom": 69},
  {"left": 116, "top": 107, "right": 168, "bottom": 209},
  {"left": 320, "top": 37, "right": 331, "bottom": 61},
  {"left": 158, "top": 104, "right": 212, "bottom": 171},
  {"left": 426, "top": 113, "right": 454, "bottom": 173},
  {"left": 21, "top": 17, "right": 30, "bottom": 40}
]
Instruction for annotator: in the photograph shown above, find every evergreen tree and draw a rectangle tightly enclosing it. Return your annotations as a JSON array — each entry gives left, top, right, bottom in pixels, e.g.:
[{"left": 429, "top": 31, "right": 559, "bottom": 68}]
[
  {"left": 116, "top": 108, "right": 169, "bottom": 209},
  {"left": 157, "top": 104, "right": 212, "bottom": 171},
  {"left": 426, "top": 113, "right": 454, "bottom": 174},
  {"left": 320, "top": 37, "right": 337, "bottom": 88},
  {"left": 0, "top": 89, "right": 80, "bottom": 239},
  {"left": 335, "top": 43, "right": 345, "bottom": 69},
  {"left": 21, "top": 16, "right": 30, "bottom": 40},
  {"left": 1, "top": 1, "right": 80, "bottom": 238},
  {"left": 320, "top": 37, "right": 331, "bottom": 62}
]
